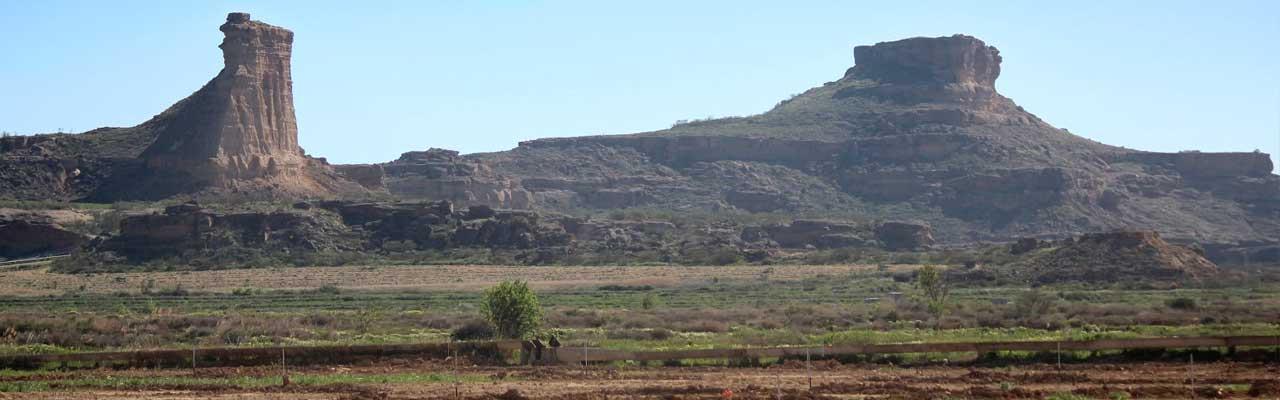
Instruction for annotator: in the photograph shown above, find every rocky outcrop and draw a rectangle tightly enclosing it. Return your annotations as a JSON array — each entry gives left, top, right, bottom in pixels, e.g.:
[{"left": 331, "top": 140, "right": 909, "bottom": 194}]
[
  {"left": 94, "top": 202, "right": 347, "bottom": 261},
  {"left": 848, "top": 35, "right": 1001, "bottom": 87},
  {"left": 334, "top": 164, "right": 385, "bottom": 190},
  {"left": 1124, "top": 152, "right": 1273, "bottom": 178},
  {"left": 314, "top": 200, "right": 567, "bottom": 250},
  {"left": 0, "top": 215, "right": 88, "bottom": 259},
  {"left": 383, "top": 149, "right": 532, "bottom": 208},
  {"left": 743, "top": 220, "right": 871, "bottom": 249},
  {"left": 874, "top": 221, "right": 935, "bottom": 251},
  {"left": 1015, "top": 231, "right": 1219, "bottom": 283}
]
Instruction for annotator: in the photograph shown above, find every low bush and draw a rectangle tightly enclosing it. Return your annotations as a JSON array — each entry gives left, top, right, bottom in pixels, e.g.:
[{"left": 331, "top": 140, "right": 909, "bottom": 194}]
[
  {"left": 450, "top": 321, "right": 495, "bottom": 341},
  {"left": 1166, "top": 297, "right": 1198, "bottom": 310}
]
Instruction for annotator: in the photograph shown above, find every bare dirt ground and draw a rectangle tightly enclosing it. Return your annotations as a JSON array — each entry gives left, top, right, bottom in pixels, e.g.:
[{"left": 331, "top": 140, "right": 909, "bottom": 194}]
[
  {"left": 5, "top": 360, "right": 1278, "bottom": 399},
  {"left": 0, "top": 264, "right": 888, "bottom": 296}
]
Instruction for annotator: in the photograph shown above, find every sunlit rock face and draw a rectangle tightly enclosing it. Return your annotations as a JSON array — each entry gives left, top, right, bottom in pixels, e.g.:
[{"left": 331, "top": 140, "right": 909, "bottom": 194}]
[{"left": 133, "top": 12, "right": 361, "bottom": 198}]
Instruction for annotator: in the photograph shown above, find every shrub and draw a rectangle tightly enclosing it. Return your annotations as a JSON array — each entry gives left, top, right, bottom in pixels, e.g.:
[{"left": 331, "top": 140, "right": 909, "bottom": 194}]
[
  {"left": 482, "top": 281, "right": 543, "bottom": 339},
  {"left": 450, "top": 320, "right": 496, "bottom": 341},
  {"left": 1013, "top": 290, "right": 1056, "bottom": 321},
  {"left": 1166, "top": 297, "right": 1198, "bottom": 310},
  {"left": 915, "top": 265, "right": 950, "bottom": 321},
  {"left": 641, "top": 293, "right": 658, "bottom": 310},
  {"left": 598, "top": 285, "right": 653, "bottom": 292}
]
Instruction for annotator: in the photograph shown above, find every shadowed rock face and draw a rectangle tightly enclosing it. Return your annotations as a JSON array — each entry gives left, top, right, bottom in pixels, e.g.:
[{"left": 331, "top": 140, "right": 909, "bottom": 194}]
[
  {"left": 0, "top": 218, "right": 87, "bottom": 259},
  {"left": 848, "top": 35, "right": 1001, "bottom": 87}
]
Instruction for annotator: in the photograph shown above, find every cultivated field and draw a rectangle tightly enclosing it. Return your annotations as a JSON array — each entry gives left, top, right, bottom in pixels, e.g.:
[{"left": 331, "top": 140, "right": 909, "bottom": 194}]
[
  {"left": 0, "top": 264, "right": 1277, "bottom": 398},
  {"left": 4, "top": 359, "right": 1279, "bottom": 399}
]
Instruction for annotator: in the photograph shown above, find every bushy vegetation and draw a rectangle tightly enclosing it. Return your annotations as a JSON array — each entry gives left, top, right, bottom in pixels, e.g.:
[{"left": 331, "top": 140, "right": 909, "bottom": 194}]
[
  {"left": 481, "top": 281, "right": 542, "bottom": 339},
  {"left": 450, "top": 320, "right": 495, "bottom": 341}
]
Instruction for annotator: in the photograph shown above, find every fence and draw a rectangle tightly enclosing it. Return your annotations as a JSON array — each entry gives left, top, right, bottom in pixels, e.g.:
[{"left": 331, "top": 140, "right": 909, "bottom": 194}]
[
  {"left": 0, "top": 340, "right": 523, "bottom": 369},
  {"left": 551, "top": 335, "right": 1280, "bottom": 364},
  {"left": 1, "top": 336, "right": 1275, "bottom": 370}
]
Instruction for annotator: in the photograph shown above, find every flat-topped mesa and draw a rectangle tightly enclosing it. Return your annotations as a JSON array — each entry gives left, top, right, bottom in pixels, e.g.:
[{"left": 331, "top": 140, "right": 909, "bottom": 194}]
[
  {"left": 140, "top": 12, "right": 305, "bottom": 185},
  {"left": 847, "top": 34, "right": 1001, "bottom": 88}
]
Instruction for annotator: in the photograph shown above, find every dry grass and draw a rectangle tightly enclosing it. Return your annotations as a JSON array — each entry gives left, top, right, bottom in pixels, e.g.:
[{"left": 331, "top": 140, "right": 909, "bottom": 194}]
[{"left": 0, "top": 264, "right": 894, "bottom": 296}]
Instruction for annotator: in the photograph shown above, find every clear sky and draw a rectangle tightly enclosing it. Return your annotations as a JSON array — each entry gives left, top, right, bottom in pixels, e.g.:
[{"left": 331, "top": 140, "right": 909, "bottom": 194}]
[{"left": 2, "top": 1, "right": 1277, "bottom": 168}]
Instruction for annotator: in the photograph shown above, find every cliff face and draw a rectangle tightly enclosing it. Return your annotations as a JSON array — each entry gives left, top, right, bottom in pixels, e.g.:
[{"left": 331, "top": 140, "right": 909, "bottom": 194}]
[{"left": 849, "top": 35, "right": 1000, "bottom": 87}]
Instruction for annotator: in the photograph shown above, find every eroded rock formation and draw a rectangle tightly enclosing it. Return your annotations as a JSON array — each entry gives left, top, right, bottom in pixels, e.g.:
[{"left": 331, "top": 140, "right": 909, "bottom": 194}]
[
  {"left": 0, "top": 13, "right": 368, "bottom": 201},
  {"left": 141, "top": 12, "right": 303, "bottom": 180},
  {"left": 124, "top": 12, "right": 364, "bottom": 198}
]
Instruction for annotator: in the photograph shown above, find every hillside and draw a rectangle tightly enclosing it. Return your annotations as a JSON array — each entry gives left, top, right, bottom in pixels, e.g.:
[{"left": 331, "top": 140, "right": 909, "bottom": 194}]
[{"left": 431, "top": 35, "right": 1278, "bottom": 260}]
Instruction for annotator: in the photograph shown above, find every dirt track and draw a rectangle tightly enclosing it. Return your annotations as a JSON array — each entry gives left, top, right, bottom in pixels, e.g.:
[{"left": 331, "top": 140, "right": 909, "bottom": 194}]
[{"left": 7, "top": 360, "right": 1278, "bottom": 399}]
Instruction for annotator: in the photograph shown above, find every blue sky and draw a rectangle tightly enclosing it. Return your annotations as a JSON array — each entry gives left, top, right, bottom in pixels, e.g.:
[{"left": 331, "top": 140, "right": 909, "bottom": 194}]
[{"left": 2, "top": 1, "right": 1277, "bottom": 168}]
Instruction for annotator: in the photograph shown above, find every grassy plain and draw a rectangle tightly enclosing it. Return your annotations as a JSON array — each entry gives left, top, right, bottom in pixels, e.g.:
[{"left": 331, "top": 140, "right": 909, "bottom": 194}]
[{"left": 0, "top": 264, "right": 1275, "bottom": 355}]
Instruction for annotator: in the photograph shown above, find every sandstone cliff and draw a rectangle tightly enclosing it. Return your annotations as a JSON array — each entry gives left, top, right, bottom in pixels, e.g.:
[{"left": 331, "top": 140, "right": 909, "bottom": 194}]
[{"left": 121, "top": 12, "right": 365, "bottom": 199}]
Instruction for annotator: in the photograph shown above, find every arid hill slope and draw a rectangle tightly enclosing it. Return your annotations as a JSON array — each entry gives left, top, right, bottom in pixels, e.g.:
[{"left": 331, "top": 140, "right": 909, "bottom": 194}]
[{"left": 417, "top": 35, "right": 1279, "bottom": 257}]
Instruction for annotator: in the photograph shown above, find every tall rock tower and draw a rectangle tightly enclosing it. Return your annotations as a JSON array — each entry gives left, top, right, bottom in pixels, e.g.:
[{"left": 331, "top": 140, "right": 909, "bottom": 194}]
[{"left": 125, "top": 12, "right": 363, "bottom": 198}]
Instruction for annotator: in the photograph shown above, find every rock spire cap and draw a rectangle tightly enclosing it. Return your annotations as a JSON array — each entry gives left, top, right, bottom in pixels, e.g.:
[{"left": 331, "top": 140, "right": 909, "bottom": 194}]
[
  {"left": 227, "top": 12, "right": 251, "bottom": 23},
  {"left": 849, "top": 34, "right": 1001, "bottom": 87}
]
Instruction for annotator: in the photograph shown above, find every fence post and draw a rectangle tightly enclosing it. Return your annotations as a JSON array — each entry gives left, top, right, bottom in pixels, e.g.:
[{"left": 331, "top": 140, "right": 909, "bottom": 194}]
[
  {"left": 1189, "top": 352, "right": 1195, "bottom": 399},
  {"left": 1056, "top": 341, "right": 1061, "bottom": 370},
  {"left": 280, "top": 347, "right": 289, "bottom": 387},
  {"left": 806, "top": 347, "right": 813, "bottom": 391}
]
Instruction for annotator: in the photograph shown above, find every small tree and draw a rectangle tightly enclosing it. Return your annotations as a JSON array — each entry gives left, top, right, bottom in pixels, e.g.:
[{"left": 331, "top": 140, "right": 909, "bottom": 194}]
[
  {"left": 915, "top": 265, "right": 950, "bottom": 323},
  {"left": 482, "top": 280, "right": 543, "bottom": 339},
  {"left": 641, "top": 293, "right": 658, "bottom": 310},
  {"left": 1013, "top": 289, "right": 1056, "bottom": 323}
]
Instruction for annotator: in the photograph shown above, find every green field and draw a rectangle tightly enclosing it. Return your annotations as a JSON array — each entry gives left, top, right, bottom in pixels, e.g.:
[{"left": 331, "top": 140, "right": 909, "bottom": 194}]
[{"left": 0, "top": 265, "right": 1276, "bottom": 356}]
